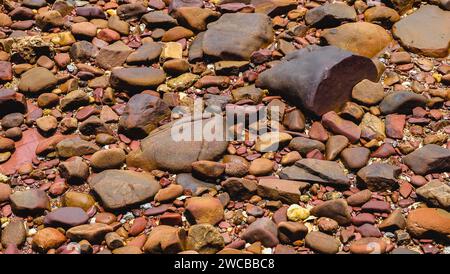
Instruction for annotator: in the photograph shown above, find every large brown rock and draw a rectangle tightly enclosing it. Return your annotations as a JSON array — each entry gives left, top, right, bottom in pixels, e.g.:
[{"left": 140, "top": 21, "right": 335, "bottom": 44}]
[
  {"left": 402, "top": 144, "right": 450, "bottom": 175},
  {"left": 392, "top": 5, "right": 450, "bottom": 58},
  {"left": 10, "top": 189, "right": 50, "bottom": 216},
  {"left": 202, "top": 13, "right": 274, "bottom": 60},
  {"left": 66, "top": 223, "right": 113, "bottom": 243},
  {"left": 110, "top": 67, "right": 166, "bottom": 92},
  {"left": 119, "top": 94, "right": 171, "bottom": 138},
  {"left": 185, "top": 197, "right": 224, "bottom": 225},
  {"left": 89, "top": 170, "right": 161, "bottom": 211},
  {"left": 305, "top": 231, "right": 340, "bottom": 254},
  {"left": 126, "top": 116, "right": 228, "bottom": 173},
  {"left": 406, "top": 208, "right": 450, "bottom": 238},
  {"left": 56, "top": 138, "right": 100, "bottom": 158},
  {"left": 18, "top": 67, "right": 57, "bottom": 93},
  {"left": 305, "top": 3, "right": 357, "bottom": 28},
  {"left": 322, "top": 22, "right": 393, "bottom": 58},
  {"left": 256, "top": 46, "right": 377, "bottom": 116},
  {"left": 32, "top": 227, "right": 67, "bottom": 252}
]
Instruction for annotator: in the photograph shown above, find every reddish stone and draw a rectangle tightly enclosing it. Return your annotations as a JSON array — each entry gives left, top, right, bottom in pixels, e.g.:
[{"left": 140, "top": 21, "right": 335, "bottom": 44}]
[
  {"left": 385, "top": 114, "right": 406, "bottom": 139},
  {"left": 0, "top": 128, "right": 45, "bottom": 175},
  {"left": 128, "top": 217, "right": 147, "bottom": 236},
  {"left": 0, "top": 61, "right": 12, "bottom": 81},
  {"left": 309, "top": 122, "right": 328, "bottom": 142},
  {"left": 159, "top": 212, "right": 182, "bottom": 226},
  {"left": 371, "top": 143, "right": 397, "bottom": 158},
  {"left": 322, "top": 111, "right": 361, "bottom": 143}
]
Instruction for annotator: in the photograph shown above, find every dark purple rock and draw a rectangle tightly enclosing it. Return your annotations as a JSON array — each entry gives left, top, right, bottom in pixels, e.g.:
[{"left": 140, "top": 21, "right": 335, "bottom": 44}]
[
  {"left": 256, "top": 45, "right": 377, "bottom": 116},
  {"left": 44, "top": 207, "right": 89, "bottom": 228}
]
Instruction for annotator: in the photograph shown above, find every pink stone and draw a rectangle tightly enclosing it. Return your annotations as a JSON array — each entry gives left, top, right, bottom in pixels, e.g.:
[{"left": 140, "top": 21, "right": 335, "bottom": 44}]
[
  {"left": 385, "top": 114, "right": 406, "bottom": 139},
  {"left": 322, "top": 111, "right": 361, "bottom": 143}
]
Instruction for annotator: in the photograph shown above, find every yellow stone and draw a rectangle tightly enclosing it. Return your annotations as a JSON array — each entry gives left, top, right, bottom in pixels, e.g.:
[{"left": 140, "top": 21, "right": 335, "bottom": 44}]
[
  {"left": 106, "top": 9, "right": 117, "bottom": 16},
  {"left": 161, "top": 42, "right": 182, "bottom": 61},
  {"left": 287, "top": 204, "right": 310, "bottom": 221},
  {"left": 432, "top": 73, "right": 442, "bottom": 83},
  {"left": 48, "top": 32, "right": 76, "bottom": 46}
]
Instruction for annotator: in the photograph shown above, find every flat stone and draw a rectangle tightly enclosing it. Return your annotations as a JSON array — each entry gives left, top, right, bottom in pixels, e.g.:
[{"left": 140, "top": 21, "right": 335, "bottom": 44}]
[
  {"left": 288, "top": 137, "right": 325, "bottom": 156},
  {"left": 347, "top": 189, "right": 372, "bottom": 206},
  {"left": 257, "top": 178, "right": 309, "bottom": 204},
  {"left": 322, "top": 111, "right": 361, "bottom": 143},
  {"left": 378, "top": 208, "right": 406, "bottom": 231},
  {"left": 176, "top": 173, "right": 216, "bottom": 196},
  {"left": 392, "top": 5, "right": 450, "bottom": 58},
  {"left": 70, "top": 41, "right": 99, "bottom": 62},
  {"left": 360, "top": 112, "right": 386, "bottom": 140},
  {"left": 174, "top": 7, "right": 220, "bottom": 31},
  {"left": 305, "top": 3, "right": 357, "bottom": 28},
  {"left": 143, "top": 225, "right": 185, "bottom": 253},
  {"left": 416, "top": 180, "right": 450, "bottom": 210},
  {"left": 89, "top": 170, "right": 161, "bottom": 211},
  {"left": 305, "top": 231, "right": 340, "bottom": 254},
  {"left": 278, "top": 221, "right": 308, "bottom": 244},
  {"left": 202, "top": 13, "right": 273, "bottom": 60},
  {"left": 402, "top": 144, "right": 450, "bottom": 175},
  {"left": 349, "top": 237, "right": 388, "bottom": 254},
  {"left": 287, "top": 158, "right": 350, "bottom": 186},
  {"left": 126, "top": 116, "right": 228, "bottom": 173},
  {"left": 90, "top": 148, "right": 126, "bottom": 170},
  {"left": 142, "top": 11, "right": 178, "bottom": 29},
  {"left": 154, "top": 184, "right": 184, "bottom": 203},
  {"left": 66, "top": 223, "right": 113, "bottom": 244},
  {"left": 192, "top": 160, "right": 225, "bottom": 178},
  {"left": 126, "top": 42, "right": 162, "bottom": 64},
  {"left": 110, "top": 67, "right": 166, "bottom": 92},
  {"left": 58, "top": 156, "right": 90, "bottom": 184},
  {"left": 62, "top": 191, "right": 96, "bottom": 211},
  {"left": 364, "top": 6, "right": 400, "bottom": 25},
  {"left": 56, "top": 138, "right": 100, "bottom": 158},
  {"left": 44, "top": 207, "right": 89, "bottom": 228}
]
